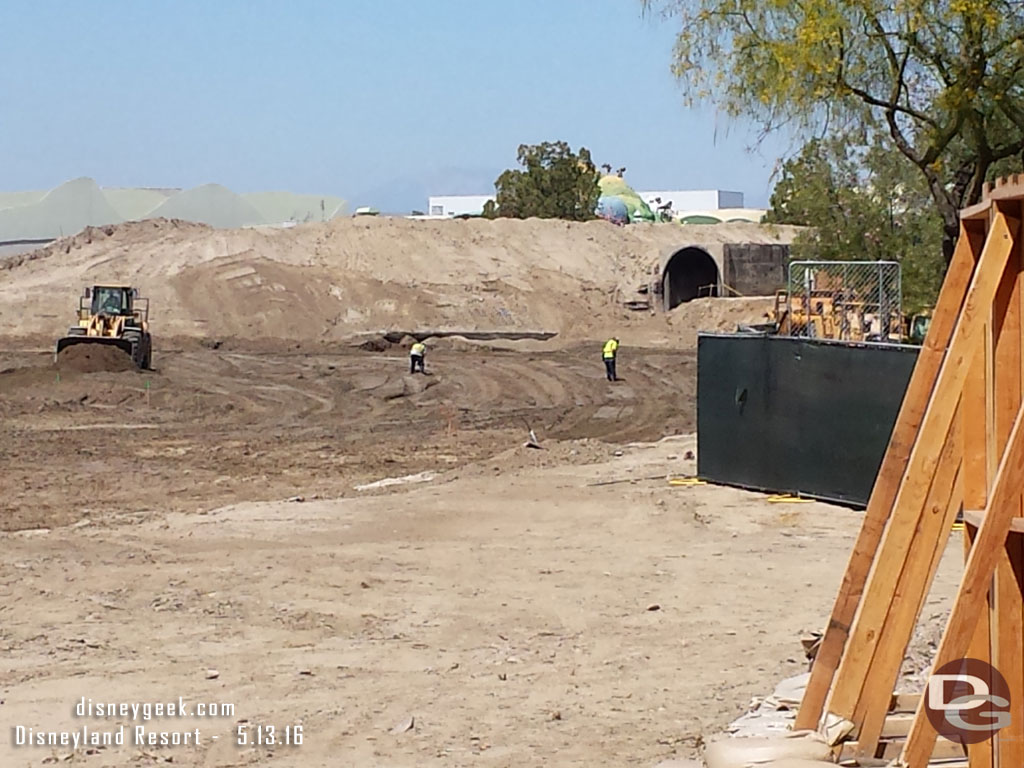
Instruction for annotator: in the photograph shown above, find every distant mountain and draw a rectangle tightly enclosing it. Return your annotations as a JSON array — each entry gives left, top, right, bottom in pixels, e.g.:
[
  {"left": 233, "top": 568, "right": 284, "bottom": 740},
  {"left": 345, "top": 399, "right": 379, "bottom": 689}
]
[{"left": 354, "top": 167, "right": 500, "bottom": 214}]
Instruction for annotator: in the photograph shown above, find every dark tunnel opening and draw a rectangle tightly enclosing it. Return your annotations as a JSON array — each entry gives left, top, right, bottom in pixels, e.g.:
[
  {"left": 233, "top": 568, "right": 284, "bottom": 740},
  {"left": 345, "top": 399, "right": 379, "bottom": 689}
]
[{"left": 662, "top": 247, "right": 719, "bottom": 310}]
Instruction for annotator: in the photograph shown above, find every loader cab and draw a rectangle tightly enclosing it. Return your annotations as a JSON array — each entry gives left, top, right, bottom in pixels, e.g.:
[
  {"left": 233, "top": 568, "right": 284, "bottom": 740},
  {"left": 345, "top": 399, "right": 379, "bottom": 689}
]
[{"left": 87, "top": 286, "right": 134, "bottom": 317}]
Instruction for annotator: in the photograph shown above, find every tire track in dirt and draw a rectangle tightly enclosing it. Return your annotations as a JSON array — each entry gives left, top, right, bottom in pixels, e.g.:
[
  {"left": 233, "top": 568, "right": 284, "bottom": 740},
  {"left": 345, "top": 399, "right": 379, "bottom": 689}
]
[{"left": 0, "top": 344, "right": 695, "bottom": 531}]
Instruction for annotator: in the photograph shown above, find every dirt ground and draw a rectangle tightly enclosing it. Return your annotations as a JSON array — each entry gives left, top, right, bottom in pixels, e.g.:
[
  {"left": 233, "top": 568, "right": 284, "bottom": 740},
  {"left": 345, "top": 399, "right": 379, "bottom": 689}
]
[
  {"left": 0, "top": 216, "right": 954, "bottom": 767},
  {"left": 1, "top": 337, "right": 696, "bottom": 532},
  {"left": 0, "top": 333, "right": 964, "bottom": 768}
]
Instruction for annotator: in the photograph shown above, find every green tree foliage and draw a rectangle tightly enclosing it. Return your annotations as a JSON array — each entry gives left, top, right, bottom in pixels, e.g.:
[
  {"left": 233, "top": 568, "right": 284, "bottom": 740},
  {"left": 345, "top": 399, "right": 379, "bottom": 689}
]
[
  {"left": 485, "top": 142, "right": 601, "bottom": 221},
  {"left": 766, "top": 134, "right": 945, "bottom": 313},
  {"left": 643, "top": 0, "right": 1024, "bottom": 262}
]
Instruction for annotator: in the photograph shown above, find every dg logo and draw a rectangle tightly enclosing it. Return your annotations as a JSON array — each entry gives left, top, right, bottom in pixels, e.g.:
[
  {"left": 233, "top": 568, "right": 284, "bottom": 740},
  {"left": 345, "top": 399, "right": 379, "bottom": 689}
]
[{"left": 925, "top": 658, "right": 1012, "bottom": 744}]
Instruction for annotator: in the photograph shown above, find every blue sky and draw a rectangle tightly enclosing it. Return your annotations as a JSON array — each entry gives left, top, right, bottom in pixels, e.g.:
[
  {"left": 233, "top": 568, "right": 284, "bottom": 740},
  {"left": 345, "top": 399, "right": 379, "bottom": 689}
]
[{"left": 0, "top": 0, "right": 795, "bottom": 210}]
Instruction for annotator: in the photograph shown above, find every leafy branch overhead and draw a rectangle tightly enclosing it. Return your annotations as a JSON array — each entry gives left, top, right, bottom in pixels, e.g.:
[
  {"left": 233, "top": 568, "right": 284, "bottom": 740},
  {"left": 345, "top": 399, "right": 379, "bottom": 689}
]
[
  {"left": 643, "top": 0, "right": 1024, "bottom": 262},
  {"left": 484, "top": 142, "right": 601, "bottom": 221}
]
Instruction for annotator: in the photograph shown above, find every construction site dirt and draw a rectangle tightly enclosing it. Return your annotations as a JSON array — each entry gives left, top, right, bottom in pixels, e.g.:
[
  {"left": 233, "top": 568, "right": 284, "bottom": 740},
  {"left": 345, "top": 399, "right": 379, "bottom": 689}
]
[
  {"left": 0, "top": 218, "right": 958, "bottom": 767},
  {"left": 2, "top": 337, "right": 700, "bottom": 533},
  {"left": 0, "top": 334, "right": 963, "bottom": 768}
]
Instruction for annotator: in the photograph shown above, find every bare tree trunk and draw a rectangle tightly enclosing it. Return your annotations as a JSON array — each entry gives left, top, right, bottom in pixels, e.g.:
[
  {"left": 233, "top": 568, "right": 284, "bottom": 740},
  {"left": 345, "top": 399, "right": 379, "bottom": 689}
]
[{"left": 926, "top": 171, "right": 966, "bottom": 267}]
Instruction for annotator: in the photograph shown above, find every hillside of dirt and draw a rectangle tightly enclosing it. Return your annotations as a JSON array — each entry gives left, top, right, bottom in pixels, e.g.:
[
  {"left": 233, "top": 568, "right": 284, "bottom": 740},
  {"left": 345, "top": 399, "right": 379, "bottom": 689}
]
[{"left": 0, "top": 216, "right": 793, "bottom": 343}]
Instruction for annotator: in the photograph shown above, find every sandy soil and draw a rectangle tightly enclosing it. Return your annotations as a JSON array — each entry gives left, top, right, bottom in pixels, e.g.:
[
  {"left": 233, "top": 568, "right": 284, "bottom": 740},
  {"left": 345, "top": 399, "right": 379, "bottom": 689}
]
[
  {"left": 4, "top": 430, "right": 867, "bottom": 768},
  {"left": 0, "top": 221, "right": 958, "bottom": 768},
  {"left": 0, "top": 336, "right": 964, "bottom": 768},
  {"left": 0, "top": 217, "right": 791, "bottom": 341},
  {"left": 1, "top": 339, "right": 697, "bottom": 532}
]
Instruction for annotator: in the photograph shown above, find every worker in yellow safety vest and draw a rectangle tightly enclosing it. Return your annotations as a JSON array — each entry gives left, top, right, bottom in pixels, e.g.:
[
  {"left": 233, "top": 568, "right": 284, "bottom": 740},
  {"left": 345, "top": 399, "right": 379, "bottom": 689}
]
[
  {"left": 410, "top": 341, "right": 427, "bottom": 374},
  {"left": 602, "top": 337, "right": 619, "bottom": 382}
]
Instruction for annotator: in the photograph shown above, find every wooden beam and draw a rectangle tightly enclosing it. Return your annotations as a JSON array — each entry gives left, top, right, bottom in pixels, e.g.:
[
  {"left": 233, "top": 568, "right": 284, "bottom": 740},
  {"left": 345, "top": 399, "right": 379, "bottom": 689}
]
[
  {"left": 964, "top": 321, "right": 991, "bottom": 768},
  {"left": 983, "top": 174, "right": 1024, "bottom": 204},
  {"left": 993, "top": 535, "right": 1024, "bottom": 763},
  {"left": 794, "top": 220, "right": 985, "bottom": 731},
  {"left": 841, "top": 736, "right": 965, "bottom": 762},
  {"left": 964, "top": 523, "right": 994, "bottom": 768},
  {"left": 850, "top": 412, "right": 964, "bottom": 757},
  {"left": 991, "top": 201, "right": 1024, "bottom": 766},
  {"left": 901, "top": 401, "right": 1024, "bottom": 766},
  {"left": 962, "top": 509, "right": 1024, "bottom": 533},
  {"left": 825, "top": 211, "right": 1019, "bottom": 724},
  {"left": 891, "top": 693, "right": 922, "bottom": 713},
  {"left": 962, "top": 199, "right": 992, "bottom": 221}
]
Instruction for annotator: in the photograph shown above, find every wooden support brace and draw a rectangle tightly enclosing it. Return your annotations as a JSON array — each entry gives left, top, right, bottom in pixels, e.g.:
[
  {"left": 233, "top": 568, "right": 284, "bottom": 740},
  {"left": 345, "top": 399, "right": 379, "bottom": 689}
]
[
  {"left": 851, "top": 444, "right": 962, "bottom": 757},
  {"left": 901, "top": 400, "right": 1024, "bottom": 766},
  {"left": 992, "top": 534, "right": 1024, "bottom": 763},
  {"left": 991, "top": 205, "right": 1024, "bottom": 765},
  {"left": 850, "top": 433, "right": 964, "bottom": 757},
  {"left": 794, "top": 221, "right": 984, "bottom": 731},
  {"left": 825, "top": 210, "right": 1019, "bottom": 725},
  {"left": 964, "top": 523, "right": 994, "bottom": 768}
]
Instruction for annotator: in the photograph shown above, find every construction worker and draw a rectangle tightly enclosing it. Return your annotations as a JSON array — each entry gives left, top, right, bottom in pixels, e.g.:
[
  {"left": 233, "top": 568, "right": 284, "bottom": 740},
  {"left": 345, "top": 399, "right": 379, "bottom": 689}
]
[
  {"left": 409, "top": 340, "right": 426, "bottom": 374},
  {"left": 602, "top": 337, "right": 619, "bottom": 382}
]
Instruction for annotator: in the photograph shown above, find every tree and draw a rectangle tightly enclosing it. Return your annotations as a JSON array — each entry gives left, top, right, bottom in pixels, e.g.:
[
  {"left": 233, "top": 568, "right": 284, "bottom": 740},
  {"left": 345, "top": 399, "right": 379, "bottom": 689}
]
[
  {"left": 485, "top": 142, "right": 601, "bottom": 221},
  {"left": 766, "top": 134, "right": 945, "bottom": 313},
  {"left": 642, "top": 0, "right": 1024, "bottom": 262}
]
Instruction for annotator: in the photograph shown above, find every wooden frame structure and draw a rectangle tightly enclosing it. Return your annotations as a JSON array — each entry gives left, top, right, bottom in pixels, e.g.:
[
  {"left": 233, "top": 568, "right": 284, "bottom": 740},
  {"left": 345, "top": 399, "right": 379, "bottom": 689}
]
[{"left": 793, "top": 177, "right": 1024, "bottom": 767}]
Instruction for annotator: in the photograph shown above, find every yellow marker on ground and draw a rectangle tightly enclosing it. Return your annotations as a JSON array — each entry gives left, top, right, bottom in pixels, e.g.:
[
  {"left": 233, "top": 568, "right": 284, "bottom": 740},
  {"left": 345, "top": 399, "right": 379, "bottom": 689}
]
[
  {"left": 766, "top": 494, "right": 814, "bottom": 504},
  {"left": 668, "top": 477, "right": 706, "bottom": 486}
]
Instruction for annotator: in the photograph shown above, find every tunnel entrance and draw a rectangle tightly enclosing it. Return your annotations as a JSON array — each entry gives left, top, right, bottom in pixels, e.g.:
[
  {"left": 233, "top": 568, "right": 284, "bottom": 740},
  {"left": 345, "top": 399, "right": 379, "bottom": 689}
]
[{"left": 662, "top": 247, "right": 719, "bottom": 310}]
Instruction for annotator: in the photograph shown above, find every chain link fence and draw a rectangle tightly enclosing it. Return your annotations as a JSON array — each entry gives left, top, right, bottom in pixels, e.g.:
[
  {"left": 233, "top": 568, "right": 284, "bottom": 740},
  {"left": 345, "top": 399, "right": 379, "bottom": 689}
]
[{"left": 783, "top": 261, "right": 902, "bottom": 342}]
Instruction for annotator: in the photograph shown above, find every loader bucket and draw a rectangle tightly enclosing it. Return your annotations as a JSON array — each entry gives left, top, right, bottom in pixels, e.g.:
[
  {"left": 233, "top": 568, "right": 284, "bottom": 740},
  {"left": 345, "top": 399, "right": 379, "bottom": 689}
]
[{"left": 54, "top": 335, "right": 138, "bottom": 366}]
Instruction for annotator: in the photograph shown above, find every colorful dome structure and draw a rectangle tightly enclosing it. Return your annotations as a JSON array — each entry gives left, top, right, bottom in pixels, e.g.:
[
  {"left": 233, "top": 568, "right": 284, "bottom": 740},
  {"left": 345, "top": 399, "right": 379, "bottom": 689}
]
[{"left": 596, "top": 175, "right": 655, "bottom": 223}]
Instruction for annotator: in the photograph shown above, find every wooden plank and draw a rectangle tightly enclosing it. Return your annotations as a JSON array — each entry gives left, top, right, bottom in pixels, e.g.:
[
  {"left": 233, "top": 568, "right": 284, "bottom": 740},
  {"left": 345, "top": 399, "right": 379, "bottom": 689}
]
[
  {"left": 983, "top": 174, "right": 1024, "bottom": 204},
  {"left": 850, "top": 414, "right": 964, "bottom": 757},
  {"left": 881, "top": 713, "right": 916, "bottom": 738},
  {"left": 794, "top": 221, "right": 985, "bottom": 731},
  {"left": 993, "top": 535, "right": 1024, "bottom": 763},
  {"left": 991, "top": 203, "right": 1024, "bottom": 767},
  {"left": 964, "top": 315, "right": 990, "bottom": 768},
  {"left": 842, "top": 736, "right": 966, "bottom": 762},
  {"left": 962, "top": 199, "right": 992, "bottom": 220},
  {"left": 901, "top": 402, "right": 1024, "bottom": 766},
  {"left": 891, "top": 692, "right": 922, "bottom": 713},
  {"left": 964, "top": 335, "right": 990, "bottom": 510},
  {"left": 962, "top": 509, "right": 1024, "bottom": 533},
  {"left": 964, "top": 523, "right": 994, "bottom": 768},
  {"left": 825, "top": 211, "right": 1018, "bottom": 724}
]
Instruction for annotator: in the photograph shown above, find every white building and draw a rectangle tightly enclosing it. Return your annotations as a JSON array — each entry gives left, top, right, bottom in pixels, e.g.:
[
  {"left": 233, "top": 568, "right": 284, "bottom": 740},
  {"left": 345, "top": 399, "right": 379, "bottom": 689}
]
[
  {"left": 425, "top": 189, "right": 745, "bottom": 218},
  {"left": 640, "top": 190, "right": 744, "bottom": 212},
  {"left": 427, "top": 195, "right": 495, "bottom": 217}
]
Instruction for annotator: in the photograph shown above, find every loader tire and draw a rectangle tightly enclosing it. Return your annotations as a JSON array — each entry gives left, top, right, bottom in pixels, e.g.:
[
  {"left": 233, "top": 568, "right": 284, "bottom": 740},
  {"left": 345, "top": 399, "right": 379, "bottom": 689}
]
[{"left": 123, "top": 331, "right": 143, "bottom": 368}]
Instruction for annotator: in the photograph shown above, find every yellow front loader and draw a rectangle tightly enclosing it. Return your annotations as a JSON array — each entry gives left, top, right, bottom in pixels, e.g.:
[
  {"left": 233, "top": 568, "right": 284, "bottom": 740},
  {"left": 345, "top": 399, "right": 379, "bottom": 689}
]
[{"left": 54, "top": 285, "right": 153, "bottom": 369}]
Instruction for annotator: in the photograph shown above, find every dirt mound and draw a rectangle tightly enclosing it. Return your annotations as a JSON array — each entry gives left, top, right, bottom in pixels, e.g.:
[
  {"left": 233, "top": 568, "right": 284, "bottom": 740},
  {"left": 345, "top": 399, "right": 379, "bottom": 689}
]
[
  {"left": 669, "top": 297, "right": 775, "bottom": 345},
  {"left": 56, "top": 343, "right": 136, "bottom": 373},
  {"left": 0, "top": 216, "right": 798, "bottom": 343}
]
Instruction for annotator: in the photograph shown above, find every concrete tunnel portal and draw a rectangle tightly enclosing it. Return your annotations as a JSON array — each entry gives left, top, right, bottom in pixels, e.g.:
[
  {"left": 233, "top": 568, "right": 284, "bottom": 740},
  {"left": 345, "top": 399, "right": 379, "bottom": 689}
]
[{"left": 662, "top": 246, "right": 719, "bottom": 310}]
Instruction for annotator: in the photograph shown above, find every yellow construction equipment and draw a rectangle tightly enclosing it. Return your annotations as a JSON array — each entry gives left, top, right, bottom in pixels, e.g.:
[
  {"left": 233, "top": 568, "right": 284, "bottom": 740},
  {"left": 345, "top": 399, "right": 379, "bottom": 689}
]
[
  {"left": 903, "top": 309, "right": 932, "bottom": 345},
  {"left": 764, "top": 289, "right": 906, "bottom": 343},
  {"left": 54, "top": 285, "right": 153, "bottom": 369}
]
